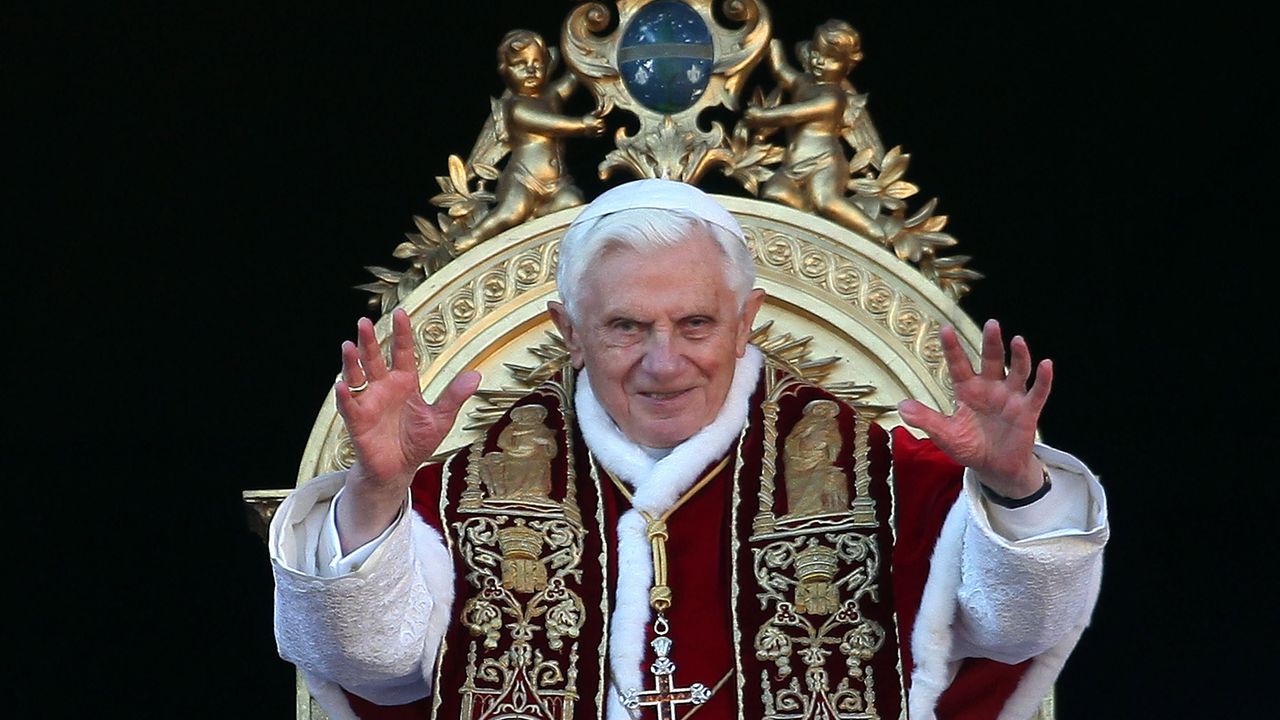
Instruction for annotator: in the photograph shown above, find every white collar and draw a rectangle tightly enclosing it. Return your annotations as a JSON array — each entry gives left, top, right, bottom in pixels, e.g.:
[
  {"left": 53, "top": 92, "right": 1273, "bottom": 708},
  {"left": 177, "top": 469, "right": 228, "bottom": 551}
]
[{"left": 574, "top": 345, "right": 763, "bottom": 516}]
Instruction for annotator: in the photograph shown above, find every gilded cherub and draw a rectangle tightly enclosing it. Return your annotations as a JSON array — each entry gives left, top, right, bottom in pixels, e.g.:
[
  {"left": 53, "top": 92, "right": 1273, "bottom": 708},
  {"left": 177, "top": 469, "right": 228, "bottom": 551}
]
[
  {"left": 743, "top": 20, "right": 886, "bottom": 242},
  {"left": 783, "top": 399, "right": 849, "bottom": 518},
  {"left": 453, "top": 30, "right": 607, "bottom": 254}
]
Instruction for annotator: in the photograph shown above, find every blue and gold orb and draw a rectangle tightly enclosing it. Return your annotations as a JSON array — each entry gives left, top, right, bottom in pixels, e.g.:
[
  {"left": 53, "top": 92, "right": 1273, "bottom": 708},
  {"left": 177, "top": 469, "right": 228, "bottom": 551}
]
[{"left": 619, "top": 1, "right": 714, "bottom": 114}]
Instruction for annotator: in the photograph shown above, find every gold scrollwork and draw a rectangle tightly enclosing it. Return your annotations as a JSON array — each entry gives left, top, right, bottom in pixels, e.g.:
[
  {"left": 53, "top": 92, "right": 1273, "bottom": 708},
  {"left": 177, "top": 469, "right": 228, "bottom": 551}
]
[
  {"left": 330, "top": 431, "right": 356, "bottom": 472},
  {"left": 753, "top": 532, "right": 886, "bottom": 719},
  {"left": 561, "top": 0, "right": 772, "bottom": 182},
  {"left": 746, "top": 227, "right": 946, "bottom": 385},
  {"left": 455, "top": 514, "right": 587, "bottom": 717}
]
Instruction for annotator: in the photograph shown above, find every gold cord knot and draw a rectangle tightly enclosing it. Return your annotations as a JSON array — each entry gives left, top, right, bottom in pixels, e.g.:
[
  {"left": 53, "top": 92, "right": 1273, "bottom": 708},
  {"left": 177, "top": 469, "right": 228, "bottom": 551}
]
[
  {"left": 646, "top": 518, "right": 669, "bottom": 542},
  {"left": 649, "top": 585, "right": 673, "bottom": 610}
]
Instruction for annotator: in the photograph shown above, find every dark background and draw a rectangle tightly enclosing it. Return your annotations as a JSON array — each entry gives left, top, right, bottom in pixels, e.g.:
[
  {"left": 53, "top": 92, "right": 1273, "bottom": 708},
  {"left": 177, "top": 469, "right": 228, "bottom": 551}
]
[{"left": 10, "top": 1, "right": 1274, "bottom": 717}]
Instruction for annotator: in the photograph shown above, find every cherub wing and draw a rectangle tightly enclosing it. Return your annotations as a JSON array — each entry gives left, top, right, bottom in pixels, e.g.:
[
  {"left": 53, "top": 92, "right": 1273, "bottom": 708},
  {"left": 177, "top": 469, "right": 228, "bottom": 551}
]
[
  {"left": 841, "top": 83, "right": 885, "bottom": 169},
  {"left": 464, "top": 90, "right": 512, "bottom": 173}
]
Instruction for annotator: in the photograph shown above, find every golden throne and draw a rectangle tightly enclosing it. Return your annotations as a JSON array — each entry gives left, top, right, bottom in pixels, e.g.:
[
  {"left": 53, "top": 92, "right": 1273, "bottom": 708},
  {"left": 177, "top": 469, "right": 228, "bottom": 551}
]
[{"left": 243, "top": 1, "right": 1055, "bottom": 717}]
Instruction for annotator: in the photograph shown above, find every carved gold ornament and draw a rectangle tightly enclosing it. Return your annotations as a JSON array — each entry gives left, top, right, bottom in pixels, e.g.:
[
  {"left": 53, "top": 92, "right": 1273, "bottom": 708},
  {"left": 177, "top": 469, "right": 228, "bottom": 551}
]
[{"left": 563, "top": 0, "right": 771, "bottom": 182}]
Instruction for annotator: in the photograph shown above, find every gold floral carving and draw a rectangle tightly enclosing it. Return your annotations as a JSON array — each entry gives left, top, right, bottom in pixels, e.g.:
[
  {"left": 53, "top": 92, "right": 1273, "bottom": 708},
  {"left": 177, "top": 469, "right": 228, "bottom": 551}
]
[
  {"left": 415, "top": 241, "right": 559, "bottom": 363},
  {"left": 348, "top": 3, "right": 980, "bottom": 315},
  {"left": 752, "top": 533, "right": 889, "bottom": 720}
]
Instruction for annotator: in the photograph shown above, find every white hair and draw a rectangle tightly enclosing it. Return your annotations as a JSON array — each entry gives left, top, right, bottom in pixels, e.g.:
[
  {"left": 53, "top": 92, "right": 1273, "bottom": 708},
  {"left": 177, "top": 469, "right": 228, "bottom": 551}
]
[{"left": 555, "top": 207, "right": 756, "bottom": 322}]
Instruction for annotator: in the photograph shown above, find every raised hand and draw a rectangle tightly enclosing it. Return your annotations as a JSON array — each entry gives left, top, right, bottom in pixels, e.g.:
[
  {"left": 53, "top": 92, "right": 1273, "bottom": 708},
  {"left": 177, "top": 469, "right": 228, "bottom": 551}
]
[
  {"left": 897, "top": 319, "right": 1052, "bottom": 500},
  {"left": 333, "top": 308, "right": 481, "bottom": 551}
]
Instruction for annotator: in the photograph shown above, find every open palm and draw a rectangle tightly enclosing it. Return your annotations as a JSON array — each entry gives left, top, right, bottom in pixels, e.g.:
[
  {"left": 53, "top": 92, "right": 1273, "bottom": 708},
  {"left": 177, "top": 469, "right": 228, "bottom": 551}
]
[
  {"left": 898, "top": 320, "right": 1051, "bottom": 499},
  {"left": 333, "top": 309, "right": 480, "bottom": 549}
]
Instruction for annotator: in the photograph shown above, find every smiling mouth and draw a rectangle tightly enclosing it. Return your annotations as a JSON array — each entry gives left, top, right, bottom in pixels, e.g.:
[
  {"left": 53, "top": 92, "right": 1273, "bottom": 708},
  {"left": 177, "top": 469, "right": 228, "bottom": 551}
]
[{"left": 640, "top": 389, "right": 690, "bottom": 401}]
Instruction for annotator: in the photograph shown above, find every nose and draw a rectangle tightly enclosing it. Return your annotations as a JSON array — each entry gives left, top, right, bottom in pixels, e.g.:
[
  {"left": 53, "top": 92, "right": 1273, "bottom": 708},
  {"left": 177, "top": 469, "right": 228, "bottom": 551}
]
[{"left": 640, "top": 330, "right": 684, "bottom": 378}]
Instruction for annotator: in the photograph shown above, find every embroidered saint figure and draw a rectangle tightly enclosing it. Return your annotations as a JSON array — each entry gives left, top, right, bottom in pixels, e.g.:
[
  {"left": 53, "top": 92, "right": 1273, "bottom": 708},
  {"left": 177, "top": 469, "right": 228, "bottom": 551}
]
[
  {"left": 479, "top": 404, "right": 558, "bottom": 501},
  {"left": 782, "top": 399, "right": 848, "bottom": 518}
]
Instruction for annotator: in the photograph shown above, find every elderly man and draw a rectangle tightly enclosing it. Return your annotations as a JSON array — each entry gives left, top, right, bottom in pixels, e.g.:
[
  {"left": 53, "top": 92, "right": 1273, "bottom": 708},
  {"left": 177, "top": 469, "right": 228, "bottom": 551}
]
[{"left": 271, "top": 179, "right": 1108, "bottom": 720}]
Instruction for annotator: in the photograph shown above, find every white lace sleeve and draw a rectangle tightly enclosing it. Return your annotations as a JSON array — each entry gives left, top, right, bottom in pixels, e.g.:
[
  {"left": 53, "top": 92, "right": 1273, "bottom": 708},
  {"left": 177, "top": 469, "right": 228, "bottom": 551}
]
[
  {"left": 951, "top": 443, "right": 1109, "bottom": 664},
  {"left": 269, "top": 471, "right": 456, "bottom": 710}
]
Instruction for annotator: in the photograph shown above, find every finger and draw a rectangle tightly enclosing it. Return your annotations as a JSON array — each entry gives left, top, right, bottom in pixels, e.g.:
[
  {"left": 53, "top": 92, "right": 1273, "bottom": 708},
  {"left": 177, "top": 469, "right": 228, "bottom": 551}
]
[
  {"left": 939, "top": 325, "right": 976, "bottom": 385},
  {"left": 979, "top": 318, "right": 1006, "bottom": 380},
  {"left": 1007, "top": 335, "right": 1032, "bottom": 390},
  {"left": 390, "top": 308, "right": 417, "bottom": 373},
  {"left": 333, "top": 380, "right": 357, "bottom": 422},
  {"left": 340, "top": 340, "right": 366, "bottom": 387},
  {"left": 357, "top": 317, "right": 390, "bottom": 380},
  {"left": 1027, "top": 359, "right": 1054, "bottom": 414},
  {"left": 429, "top": 370, "right": 483, "bottom": 421},
  {"left": 897, "top": 398, "right": 950, "bottom": 438}
]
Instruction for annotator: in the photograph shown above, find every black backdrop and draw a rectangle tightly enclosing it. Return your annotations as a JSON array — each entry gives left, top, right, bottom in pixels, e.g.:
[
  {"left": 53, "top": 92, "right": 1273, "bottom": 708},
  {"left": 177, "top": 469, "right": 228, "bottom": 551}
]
[{"left": 11, "top": 1, "right": 1274, "bottom": 717}]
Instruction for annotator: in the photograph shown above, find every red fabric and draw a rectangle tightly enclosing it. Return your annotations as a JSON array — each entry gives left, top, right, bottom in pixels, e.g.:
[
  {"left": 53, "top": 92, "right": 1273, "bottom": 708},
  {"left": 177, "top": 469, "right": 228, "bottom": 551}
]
[
  {"left": 936, "top": 657, "right": 1034, "bottom": 720},
  {"left": 410, "top": 463, "right": 444, "bottom": 531},
  {"left": 889, "top": 426, "right": 967, "bottom": 687},
  {"left": 343, "top": 693, "right": 432, "bottom": 719}
]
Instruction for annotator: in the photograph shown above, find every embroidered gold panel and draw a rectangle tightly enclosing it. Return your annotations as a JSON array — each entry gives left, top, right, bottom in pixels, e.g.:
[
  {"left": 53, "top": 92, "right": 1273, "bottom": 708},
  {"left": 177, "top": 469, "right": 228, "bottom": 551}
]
[
  {"left": 734, "top": 376, "right": 906, "bottom": 720},
  {"left": 431, "top": 379, "right": 612, "bottom": 720}
]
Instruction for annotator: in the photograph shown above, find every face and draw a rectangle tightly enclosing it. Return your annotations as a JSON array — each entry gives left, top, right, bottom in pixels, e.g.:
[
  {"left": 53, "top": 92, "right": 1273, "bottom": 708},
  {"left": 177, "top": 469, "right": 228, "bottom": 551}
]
[
  {"left": 549, "top": 234, "right": 765, "bottom": 448},
  {"left": 807, "top": 35, "right": 853, "bottom": 81},
  {"left": 502, "top": 43, "right": 547, "bottom": 95}
]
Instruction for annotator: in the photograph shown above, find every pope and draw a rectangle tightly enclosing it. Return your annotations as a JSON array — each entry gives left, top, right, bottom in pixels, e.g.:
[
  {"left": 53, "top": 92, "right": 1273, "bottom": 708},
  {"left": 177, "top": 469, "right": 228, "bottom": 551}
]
[{"left": 270, "top": 179, "right": 1108, "bottom": 720}]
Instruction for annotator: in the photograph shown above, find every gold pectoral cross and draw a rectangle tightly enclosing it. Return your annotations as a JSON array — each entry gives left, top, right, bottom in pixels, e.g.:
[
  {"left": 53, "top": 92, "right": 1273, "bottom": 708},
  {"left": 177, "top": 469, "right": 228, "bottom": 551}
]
[{"left": 620, "top": 617, "right": 711, "bottom": 719}]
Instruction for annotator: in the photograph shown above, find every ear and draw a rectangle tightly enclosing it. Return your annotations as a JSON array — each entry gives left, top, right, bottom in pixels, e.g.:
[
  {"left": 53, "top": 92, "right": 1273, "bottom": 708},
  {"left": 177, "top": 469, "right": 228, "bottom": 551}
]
[
  {"left": 547, "top": 301, "right": 586, "bottom": 369},
  {"left": 735, "top": 289, "right": 767, "bottom": 358}
]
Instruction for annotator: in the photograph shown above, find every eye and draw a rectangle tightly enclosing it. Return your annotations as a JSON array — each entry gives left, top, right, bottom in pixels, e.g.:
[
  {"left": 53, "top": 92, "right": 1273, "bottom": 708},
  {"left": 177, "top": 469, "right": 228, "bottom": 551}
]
[
  {"left": 682, "top": 316, "right": 715, "bottom": 336},
  {"left": 611, "top": 319, "right": 640, "bottom": 333}
]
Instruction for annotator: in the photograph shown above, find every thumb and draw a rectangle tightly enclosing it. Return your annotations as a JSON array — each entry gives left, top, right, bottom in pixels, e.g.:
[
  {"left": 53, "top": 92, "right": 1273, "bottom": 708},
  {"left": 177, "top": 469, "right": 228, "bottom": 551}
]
[
  {"left": 897, "top": 399, "right": 948, "bottom": 436},
  {"left": 431, "top": 370, "right": 482, "bottom": 420}
]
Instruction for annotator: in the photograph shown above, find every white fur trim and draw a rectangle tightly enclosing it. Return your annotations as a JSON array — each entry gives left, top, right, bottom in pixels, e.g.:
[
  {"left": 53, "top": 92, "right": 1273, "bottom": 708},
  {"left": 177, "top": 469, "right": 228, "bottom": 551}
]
[
  {"left": 907, "top": 497, "right": 967, "bottom": 720},
  {"left": 577, "top": 346, "right": 762, "bottom": 719},
  {"left": 410, "top": 514, "right": 456, "bottom": 693},
  {"left": 607, "top": 510, "right": 652, "bottom": 720}
]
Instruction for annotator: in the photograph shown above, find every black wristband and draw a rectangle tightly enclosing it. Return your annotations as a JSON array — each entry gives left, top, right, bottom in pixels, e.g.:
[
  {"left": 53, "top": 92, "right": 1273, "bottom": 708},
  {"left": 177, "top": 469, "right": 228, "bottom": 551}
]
[{"left": 981, "top": 466, "right": 1052, "bottom": 509}]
